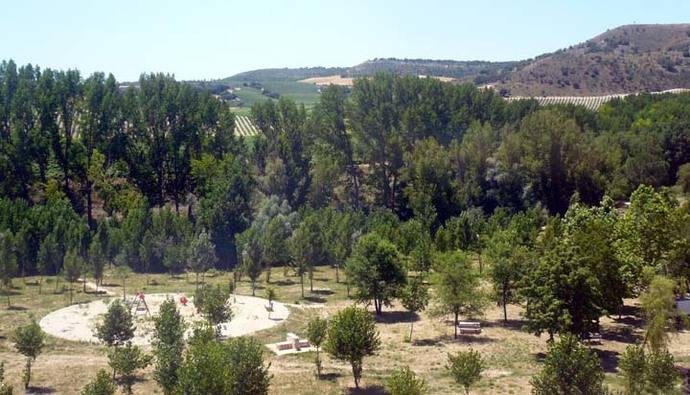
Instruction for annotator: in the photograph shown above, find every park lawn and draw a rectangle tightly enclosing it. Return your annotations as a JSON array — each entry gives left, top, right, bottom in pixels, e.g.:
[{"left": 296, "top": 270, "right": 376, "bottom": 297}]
[{"left": 0, "top": 265, "right": 683, "bottom": 394}]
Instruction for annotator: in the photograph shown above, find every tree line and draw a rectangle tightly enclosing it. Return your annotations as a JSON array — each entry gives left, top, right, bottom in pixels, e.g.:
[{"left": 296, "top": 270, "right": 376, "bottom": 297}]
[{"left": 2, "top": 58, "right": 690, "bottom": 393}]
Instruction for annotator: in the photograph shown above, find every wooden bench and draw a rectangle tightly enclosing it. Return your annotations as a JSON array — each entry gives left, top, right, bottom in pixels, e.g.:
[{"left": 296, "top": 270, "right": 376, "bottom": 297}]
[
  {"left": 457, "top": 321, "right": 482, "bottom": 334},
  {"left": 277, "top": 343, "right": 293, "bottom": 351}
]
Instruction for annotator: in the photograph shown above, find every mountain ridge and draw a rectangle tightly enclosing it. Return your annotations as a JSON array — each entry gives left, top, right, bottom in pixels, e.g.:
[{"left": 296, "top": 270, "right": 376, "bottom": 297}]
[{"left": 222, "top": 24, "right": 690, "bottom": 97}]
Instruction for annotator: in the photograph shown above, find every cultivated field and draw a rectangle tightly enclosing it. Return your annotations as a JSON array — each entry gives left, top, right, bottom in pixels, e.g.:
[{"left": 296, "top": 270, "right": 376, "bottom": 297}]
[
  {"left": 507, "top": 88, "right": 690, "bottom": 111},
  {"left": 2, "top": 265, "right": 689, "bottom": 394},
  {"left": 235, "top": 115, "right": 260, "bottom": 137}
]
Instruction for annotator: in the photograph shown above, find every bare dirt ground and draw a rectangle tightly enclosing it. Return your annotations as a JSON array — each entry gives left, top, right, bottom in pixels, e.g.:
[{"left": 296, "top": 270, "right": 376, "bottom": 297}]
[
  {"left": 299, "top": 74, "right": 457, "bottom": 87},
  {"left": 39, "top": 292, "right": 289, "bottom": 345},
  {"left": 299, "top": 75, "right": 355, "bottom": 86},
  {"left": 2, "top": 269, "right": 690, "bottom": 394}
]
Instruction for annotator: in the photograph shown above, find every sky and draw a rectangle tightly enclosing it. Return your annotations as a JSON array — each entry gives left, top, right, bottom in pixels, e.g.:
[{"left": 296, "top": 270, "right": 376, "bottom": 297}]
[{"left": 2, "top": 0, "right": 689, "bottom": 81}]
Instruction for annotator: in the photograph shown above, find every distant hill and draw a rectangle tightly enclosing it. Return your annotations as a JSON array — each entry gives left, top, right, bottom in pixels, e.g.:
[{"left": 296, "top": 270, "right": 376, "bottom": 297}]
[
  {"left": 345, "top": 58, "right": 524, "bottom": 84},
  {"left": 495, "top": 24, "right": 690, "bottom": 96},
  {"left": 225, "top": 59, "right": 524, "bottom": 85},
  {"left": 224, "top": 67, "right": 348, "bottom": 82},
  {"left": 214, "top": 24, "right": 690, "bottom": 104}
]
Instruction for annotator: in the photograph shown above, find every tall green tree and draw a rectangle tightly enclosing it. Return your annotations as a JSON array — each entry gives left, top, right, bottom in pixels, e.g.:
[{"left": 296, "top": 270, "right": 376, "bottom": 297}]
[
  {"left": 188, "top": 230, "right": 217, "bottom": 290},
  {"left": 194, "top": 284, "right": 231, "bottom": 335},
  {"left": 197, "top": 156, "right": 253, "bottom": 268},
  {"left": 640, "top": 276, "right": 678, "bottom": 352},
  {"left": 400, "top": 277, "right": 429, "bottom": 342},
  {"left": 237, "top": 227, "right": 262, "bottom": 296},
  {"left": 12, "top": 319, "right": 45, "bottom": 390},
  {"left": 289, "top": 213, "right": 326, "bottom": 297},
  {"left": 63, "top": 248, "right": 85, "bottom": 304},
  {"left": 431, "top": 251, "right": 485, "bottom": 338},
  {"left": 107, "top": 342, "right": 151, "bottom": 395},
  {"left": 486, "top": 229, "right": 528, "bottom": 322},
  {"left": 0, "top": 232, "right": 17, "bottom": 307},
  {"left": 305, "top": 316, "right": 328, "bottom": 378},
  {"left": 311, "top": 85, "right": 361, "bottom": 207},
  {"left": 152, "top": 298, "right": 185, "bottom": 395},
  {"left": 345, "top": 233, "right": 407, "bottom": 315},
  {"left": 95, "top": 300, "right": 135, "bottom": 347},
  {"left": 324, "top": 306, "right": 381, "bottom": 389}
]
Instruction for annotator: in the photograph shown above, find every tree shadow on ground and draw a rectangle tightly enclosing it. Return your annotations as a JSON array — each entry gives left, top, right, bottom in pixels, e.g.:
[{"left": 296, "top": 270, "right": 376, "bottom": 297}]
[
  {"left": 85, "top": 289, "right": 109, "bottom": 295},
  {"left": 7, "top": 305, "right": 28, "bottom": 311},
  {"left": 101, "top": 283, "right": 121, "bottom": 288},
  {"left": 272, "top": 279, "right": 295, "bottom": 286},
  {"left": 347, "top": 384, "right": 387, "bottom": 395},
  {"left": 452, "top": 334, "right": 496, "bottom": 344},
  {"left": 375, "top": 311, "right": 417, "bottom": 324},
  {"left": 311, "top": 289, "right": 334, "bottom": 296},
  {"left": 481, "top": 319, "right": 526, "bottom": 331},
  {"left": 533, "top": 352, "right": 547, "bottom": 363},
  {"left": 319, "top": 372, "right": 342, "bottom": 382},
  {"left": 26, "top": 386, "right": 55, "bottom": 394},
  {"left": 612, "top": 315, "right": 644, "bottom": 329},
  {"left": 592, "top": 348, "right": 620, "bottom": 373},
  {"left": 314, "top": 277, "right": 331, "bottom": 283},
  {"left": 303, "top": 295, "right": 327, "bottom": 303},
  {"left": 602, "top": 326, "right": 640, "bottom": 344},
  {"left": 413, "top": 338, "right": 445, "bottom": 347},
  {"left": 434, "top": 332, "right": 496, "bottom": 344},
  {"left": 618, "top": 304, "right": 641, "bottom": 317}
]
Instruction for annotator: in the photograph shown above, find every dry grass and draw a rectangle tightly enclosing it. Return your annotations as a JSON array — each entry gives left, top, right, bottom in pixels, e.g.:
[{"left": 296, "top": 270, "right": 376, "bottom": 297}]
[{"left": 1, "top": 267, "right": 689, "bottom": 394}]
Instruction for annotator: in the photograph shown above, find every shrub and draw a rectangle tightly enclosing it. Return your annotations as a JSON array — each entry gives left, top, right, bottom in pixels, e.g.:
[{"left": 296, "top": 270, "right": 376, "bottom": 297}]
[
  {"left": 531, "top": 334, "right": 605, "bottom": 395},
  {"left": 81, "top": 370, "right": 116, "bottom": 395},
  {"left": 447, "top": 349, "right": 484, "bottom": 395},
  {"left": 387, "top": 366, "right": 427, "bottom": 395}
]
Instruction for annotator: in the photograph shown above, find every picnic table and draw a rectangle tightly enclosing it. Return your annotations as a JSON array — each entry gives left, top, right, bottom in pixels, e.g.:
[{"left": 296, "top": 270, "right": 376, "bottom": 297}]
[{"left": 457, "top": 321, "right": 481, "bottom": 334}]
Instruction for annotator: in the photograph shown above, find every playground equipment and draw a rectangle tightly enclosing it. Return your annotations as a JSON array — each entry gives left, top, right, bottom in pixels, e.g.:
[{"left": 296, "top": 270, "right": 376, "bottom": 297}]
[{"left": 130, "top": 292, "right": 151, "bottom": 317}]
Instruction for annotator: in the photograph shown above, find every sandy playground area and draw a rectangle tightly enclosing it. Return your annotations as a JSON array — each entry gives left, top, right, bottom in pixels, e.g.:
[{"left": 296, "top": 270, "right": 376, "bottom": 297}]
[{"left": 39, "top": 293, "right": 290, "bottom": 346}]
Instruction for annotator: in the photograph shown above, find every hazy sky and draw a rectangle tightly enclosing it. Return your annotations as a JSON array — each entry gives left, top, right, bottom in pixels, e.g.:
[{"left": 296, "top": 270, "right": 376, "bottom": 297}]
[{"left": 2, "top": 0, "right": 689, "bottom": 81}]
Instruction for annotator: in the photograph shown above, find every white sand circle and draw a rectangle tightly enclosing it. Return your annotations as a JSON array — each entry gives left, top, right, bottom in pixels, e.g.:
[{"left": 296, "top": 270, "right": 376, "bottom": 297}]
[{"left": 39, "top": 293, "right": 289, "bottom": 345}]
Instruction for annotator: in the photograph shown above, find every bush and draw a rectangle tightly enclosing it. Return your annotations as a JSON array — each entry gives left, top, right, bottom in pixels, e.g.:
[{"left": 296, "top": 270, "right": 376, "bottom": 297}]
[
  {"left": 194, "top": 284, "right": 231, "bottom": 330},
  {"left": 175, "top": 329, "right": 271, "bottom": 395},
  {"left": 619, "top": 345, "right": 646, "bottom": 395},
  {"left": 81, "top": 370, "right": 116, "bottom": 395},
  {"left": 0, "top": 362, "right": 13, "bottom": 395},
  {"left": 107, "top": 342, "right": 152, "bottom": 395},
  {"left": 646, "top": 348, "right": 680, "bottom": 394},
  {"left": 531, "top": 334, "right": 605, "bottom": 395},
  {"left": 387, "top": 366, "right": 427, "bottom": 395},
  {"left": 447, "top": 349, "right": 484, "bottom": 394}
]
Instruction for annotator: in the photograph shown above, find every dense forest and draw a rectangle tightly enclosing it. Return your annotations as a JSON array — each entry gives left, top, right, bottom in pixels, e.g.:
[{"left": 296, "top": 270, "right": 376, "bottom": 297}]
[{"left": 2, "top": 57, "right": 690, "bottom": 343}]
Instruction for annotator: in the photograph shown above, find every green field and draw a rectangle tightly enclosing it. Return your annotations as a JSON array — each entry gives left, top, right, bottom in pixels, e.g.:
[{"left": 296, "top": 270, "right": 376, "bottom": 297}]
[{"left": 225, "top": 78, "right": 321, "bottom": 108}]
